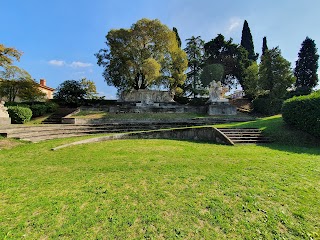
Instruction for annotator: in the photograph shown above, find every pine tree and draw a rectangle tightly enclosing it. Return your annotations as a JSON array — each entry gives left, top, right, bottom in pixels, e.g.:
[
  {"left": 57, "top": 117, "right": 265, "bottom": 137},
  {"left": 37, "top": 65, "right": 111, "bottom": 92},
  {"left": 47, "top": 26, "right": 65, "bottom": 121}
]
[
  {"left": 241, "top": 20, "right": 258, "bottom": 61},
  {"left": 294, "top": 37, "right": 319, "bottom": 90},
  {"left": 262, "top": 36, "right": 268, "bottom": 57},
  {"left": 184, "top": 36, "right": 205, "bottom": 97},
  {"left": 173, "top": 27, "right": 182, "bottom": 48}
]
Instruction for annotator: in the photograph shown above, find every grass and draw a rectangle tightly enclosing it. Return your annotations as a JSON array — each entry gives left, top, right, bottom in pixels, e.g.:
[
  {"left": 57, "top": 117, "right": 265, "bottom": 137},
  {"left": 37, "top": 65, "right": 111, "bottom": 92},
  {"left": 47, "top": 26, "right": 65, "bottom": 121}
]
[{"left": 0, "top": 116, "right": 319, "bottom": 239}]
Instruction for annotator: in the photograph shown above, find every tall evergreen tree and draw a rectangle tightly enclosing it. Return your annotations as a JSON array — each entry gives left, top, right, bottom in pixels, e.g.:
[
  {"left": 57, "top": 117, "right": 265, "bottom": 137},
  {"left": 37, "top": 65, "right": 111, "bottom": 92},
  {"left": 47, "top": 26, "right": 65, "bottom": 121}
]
[
  {"left": 259, "top": 47, "right": 295, "bottom": 98},
  {"left": 294, "top": 37, "right": 319, "bottom": 91},
  {"left": 173, "top": 27, "right": 182, "bottom": 48},
  {"left": 262, "top": 36, "right": 268, "bottom": 57},
  {"left": 184, "top": 36, "right": 205, "bottom": 97},
  {"left": 241, "top": 20, "right": 258, "bottom": 61}
]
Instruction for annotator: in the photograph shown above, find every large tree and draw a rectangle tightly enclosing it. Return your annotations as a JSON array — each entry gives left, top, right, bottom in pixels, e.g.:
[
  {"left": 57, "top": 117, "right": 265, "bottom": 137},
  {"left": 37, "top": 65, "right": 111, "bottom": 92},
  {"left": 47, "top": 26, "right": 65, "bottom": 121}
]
[
  {"left": 204, "top": 34, "right": 249, "bottom": 89},
  {"left": 184, "top": 36, "right": 205, "bottom": 97},
  {"left": 241, "top": 20, "right": 258, "bottom": 62},
  {"left": 95, "top": 18, "right": 187, "bottom": 94},
  {"left": 0, "top": 65, "right": 44, "bottom": 102},
  {"left": 79, "top": 78, "right": 98, "bottom": 99},
  {"left": 54, "top": 80, "right": 87, "bottom": 106},
  {"left": 0, "top": 44, "right": 22, "bottom": 68},
  {"left": 259, "top": 47, "right": 295, "bottom": 98},
  {"left": 294, "top": 37, "right": 319, "bottom": 91}
]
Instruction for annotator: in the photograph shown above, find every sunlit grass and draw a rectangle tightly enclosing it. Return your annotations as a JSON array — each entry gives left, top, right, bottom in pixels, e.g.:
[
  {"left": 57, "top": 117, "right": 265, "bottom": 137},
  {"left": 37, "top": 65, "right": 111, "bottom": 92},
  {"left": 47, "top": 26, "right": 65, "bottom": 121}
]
[{"left": 0, "top": 116, "right": 319, "bottom": 239}]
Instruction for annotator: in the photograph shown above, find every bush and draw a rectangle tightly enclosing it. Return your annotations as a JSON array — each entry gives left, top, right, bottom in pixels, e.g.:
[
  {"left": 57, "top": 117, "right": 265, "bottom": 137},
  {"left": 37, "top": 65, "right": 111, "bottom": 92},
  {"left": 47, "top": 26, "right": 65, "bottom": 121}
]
[
  {"left": 44, "top": 102, "right": 58, "bottom": 113},
  {"left": 252, "top": 97, "right": 284, "bottom": 115},
  {"left": 29, "top": 104, "right": 48, "bottom": 118},
  {"left": 282, "top": 91, "right": 320, "bottom": 137},
  {"left": 7, "top": 106, "right": 33, "bottom": 124}
]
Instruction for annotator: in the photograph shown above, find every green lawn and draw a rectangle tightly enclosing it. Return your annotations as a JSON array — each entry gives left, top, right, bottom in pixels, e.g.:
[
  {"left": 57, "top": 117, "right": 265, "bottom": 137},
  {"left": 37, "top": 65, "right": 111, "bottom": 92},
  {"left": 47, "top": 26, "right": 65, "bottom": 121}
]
[{"left": 0, "top": 116, "right": 319, "bottom": 239}]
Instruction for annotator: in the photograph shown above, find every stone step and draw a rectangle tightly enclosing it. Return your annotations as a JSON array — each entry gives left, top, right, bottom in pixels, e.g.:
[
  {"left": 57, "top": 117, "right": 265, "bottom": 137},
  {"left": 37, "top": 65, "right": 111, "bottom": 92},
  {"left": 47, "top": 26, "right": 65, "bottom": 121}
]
[{"left": 217, "top": 128, "right": 271, "bottom": 144}]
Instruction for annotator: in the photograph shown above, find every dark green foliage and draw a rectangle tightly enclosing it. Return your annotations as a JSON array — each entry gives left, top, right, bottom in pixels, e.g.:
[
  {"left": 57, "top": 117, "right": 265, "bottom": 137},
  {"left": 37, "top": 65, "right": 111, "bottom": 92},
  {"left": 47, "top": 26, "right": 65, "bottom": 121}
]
[
  {"left": 5, "top": 101, "right": 58, "bottom": 117},
  {"left": 200, "top": 64, "right": 224, "bottom": 87},
  {"left": 204, "top": 34, "right": 249, "bottom": 89},
  {"left": 282, "top": 91, "right": 320, "bottom": 137},
  {"left": 184, "top": 36, "right": 205, "bottom": 97},
  {"left": 294, "top": 37, "right": 319, "bottom": 91},
  {"left": 262, "top": 37, "right": 268, "bottom": 56},
  {"left": 7, "top": 106, "right": 32, "bottom": 123},
  {"left": 173, "top": 27, "right": 182, "bottom": 48},
  {"left": 54, "top": 80, "right": 86, "bottom": 107},
  {"left": 44, "top": 102, "right": 59, "bottom": 113},
  {"left": 252, "top": 97, "right": 284, "bottom": 115},
  {"left": 241, "top": 20, "right": 258, "bottom": 61},
  {"left": 259, "top": 47, "right": 295, "bottom": 98},
  {"left": 29, "top": 104, "right": 48, "bottom": 118}
]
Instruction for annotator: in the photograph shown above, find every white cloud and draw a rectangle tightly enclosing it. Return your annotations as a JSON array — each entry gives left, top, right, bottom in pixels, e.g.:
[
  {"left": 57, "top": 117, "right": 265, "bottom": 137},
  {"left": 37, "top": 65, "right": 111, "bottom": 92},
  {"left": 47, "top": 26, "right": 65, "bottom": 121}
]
[
  {"left": 48, "top": 60, "right": 65, "bottom": 66},
  {"left": 226, "top": 17, "right": 243, "bottom": 34},
  {"left": 70, "top": 61, "right": 93, "bottom": 68}
]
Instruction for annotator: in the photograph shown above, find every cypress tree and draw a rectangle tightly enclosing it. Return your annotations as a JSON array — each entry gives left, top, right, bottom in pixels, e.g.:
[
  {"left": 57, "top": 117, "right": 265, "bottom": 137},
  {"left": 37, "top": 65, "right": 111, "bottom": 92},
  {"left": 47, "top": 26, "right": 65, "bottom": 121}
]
[
  {"left": 262, "top": 36, "right": 268, "bottom": 57},
  {"left": 173, "top": 27, "right": 182, "bottom": 48},
  {"left": 294, "top": 37, "right": 319, "bottom": 90},
  {"left": 241, "top": 20, "right": 258, "bottom": 61}
]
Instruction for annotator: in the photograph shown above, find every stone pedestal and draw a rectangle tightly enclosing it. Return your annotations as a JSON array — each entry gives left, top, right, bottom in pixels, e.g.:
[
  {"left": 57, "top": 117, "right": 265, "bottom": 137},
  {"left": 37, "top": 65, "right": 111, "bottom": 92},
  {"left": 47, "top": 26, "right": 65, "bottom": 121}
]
[
  {"left": 208, "top": 102, "right": 237, "bottom": 115},
  {"left": 0, "top": 101, "right": 11, "bottom": 124},
  {"left": 0, "top": 117, "right": 11, "bottom": 124}
]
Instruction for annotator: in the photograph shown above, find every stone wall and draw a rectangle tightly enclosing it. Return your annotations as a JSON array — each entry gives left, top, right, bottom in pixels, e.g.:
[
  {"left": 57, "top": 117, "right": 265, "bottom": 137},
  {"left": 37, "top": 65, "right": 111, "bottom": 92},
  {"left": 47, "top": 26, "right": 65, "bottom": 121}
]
[{"left": 120, "top": 89, "right": 174, "bottom": 103}]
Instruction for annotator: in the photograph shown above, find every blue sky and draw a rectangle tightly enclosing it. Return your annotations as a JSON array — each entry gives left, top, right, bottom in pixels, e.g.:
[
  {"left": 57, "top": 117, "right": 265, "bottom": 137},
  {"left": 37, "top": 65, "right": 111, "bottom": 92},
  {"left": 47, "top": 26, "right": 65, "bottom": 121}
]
[{"left": 1, "top": 0, "right": 320, "bottom": 98}]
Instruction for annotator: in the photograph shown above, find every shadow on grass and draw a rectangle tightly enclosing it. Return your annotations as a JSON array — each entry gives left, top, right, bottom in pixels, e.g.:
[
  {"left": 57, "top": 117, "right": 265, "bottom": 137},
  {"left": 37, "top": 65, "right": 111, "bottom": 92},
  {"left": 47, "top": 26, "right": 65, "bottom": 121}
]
[{"left": 215, "top": 115, "right": 320, "bottom": 155}]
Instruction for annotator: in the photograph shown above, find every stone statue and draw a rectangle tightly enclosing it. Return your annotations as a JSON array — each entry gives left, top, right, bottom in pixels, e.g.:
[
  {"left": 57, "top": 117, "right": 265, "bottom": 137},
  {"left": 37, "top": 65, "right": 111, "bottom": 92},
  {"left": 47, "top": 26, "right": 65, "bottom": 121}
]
[{"left": 207, "top": 80, "right": 229, "bottom": 103}]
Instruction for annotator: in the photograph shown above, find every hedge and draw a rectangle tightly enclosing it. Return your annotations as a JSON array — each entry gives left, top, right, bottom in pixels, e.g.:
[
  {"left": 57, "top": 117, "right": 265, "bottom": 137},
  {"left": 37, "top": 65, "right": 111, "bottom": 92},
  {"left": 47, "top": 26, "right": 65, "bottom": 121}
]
[
  {"left": 5, "top": 102, "right": 58, "bottom": 118},
  {"left": 282, "top": 91, "right": 320, "bottom": 137},
  {"left": 7, "top": 106, "right": 33, "bottom": 124}
]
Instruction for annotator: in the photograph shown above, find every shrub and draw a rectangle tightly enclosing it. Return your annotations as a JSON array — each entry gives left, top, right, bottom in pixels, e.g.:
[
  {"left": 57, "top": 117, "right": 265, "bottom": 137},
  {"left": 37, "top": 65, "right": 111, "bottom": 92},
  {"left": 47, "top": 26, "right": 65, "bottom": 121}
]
[
  {"left": 29, "top": 104, "right": 48, "bottom": 118},
  {"left": 44, "top": 102, "right": 58, "bottom": 113},
  {"left": 252, "top": 97, "right": 284, "bottom": 115},
  {"left": 282, "top": 91, "right": 320, "bottom": 137},
  {"left": 7, "top": 106, "right": 33, "bottom": 124}
]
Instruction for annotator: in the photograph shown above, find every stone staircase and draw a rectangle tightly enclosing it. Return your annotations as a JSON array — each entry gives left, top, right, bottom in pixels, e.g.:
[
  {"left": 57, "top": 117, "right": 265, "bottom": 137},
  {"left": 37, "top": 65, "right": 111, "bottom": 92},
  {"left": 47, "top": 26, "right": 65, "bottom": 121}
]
[
  {"left": 0, "top": 121, "right": 212, "bottom": 142},
  {"left": 42, "top": 108, "right": 78, "bottom": 124},
  {"left": 217, "top": 128, "right": 271, "bottom": 144}
]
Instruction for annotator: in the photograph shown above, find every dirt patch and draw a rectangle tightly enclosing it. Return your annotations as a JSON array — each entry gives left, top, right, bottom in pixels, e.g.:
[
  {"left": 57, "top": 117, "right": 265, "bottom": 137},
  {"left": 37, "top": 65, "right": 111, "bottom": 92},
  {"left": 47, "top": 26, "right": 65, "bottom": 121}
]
[{"left": 0, "top": 139, "right": 22, "bottom": 150}]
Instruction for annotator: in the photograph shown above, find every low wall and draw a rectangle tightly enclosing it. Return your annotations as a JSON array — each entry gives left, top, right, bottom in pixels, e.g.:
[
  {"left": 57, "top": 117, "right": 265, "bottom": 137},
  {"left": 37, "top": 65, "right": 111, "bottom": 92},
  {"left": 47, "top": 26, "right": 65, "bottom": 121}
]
[{"left": 52, "top": 126, "right": 233, "bottom": 150}]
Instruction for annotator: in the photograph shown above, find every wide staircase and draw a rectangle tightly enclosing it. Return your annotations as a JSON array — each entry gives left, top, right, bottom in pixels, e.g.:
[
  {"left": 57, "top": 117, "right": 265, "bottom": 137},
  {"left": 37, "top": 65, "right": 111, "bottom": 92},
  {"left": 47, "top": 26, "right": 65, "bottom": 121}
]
[
  {"left": 42, "top": 108, "right": 78, "bottom": 124},
  {"left": 0, "top": 121, "right": 208, "bottom": 143},
  {"left": 218, "top": 128, "right": 271, "bottom": 144},
  {"left": 0, "top": 118, "right": 258, "bottom": 143}
]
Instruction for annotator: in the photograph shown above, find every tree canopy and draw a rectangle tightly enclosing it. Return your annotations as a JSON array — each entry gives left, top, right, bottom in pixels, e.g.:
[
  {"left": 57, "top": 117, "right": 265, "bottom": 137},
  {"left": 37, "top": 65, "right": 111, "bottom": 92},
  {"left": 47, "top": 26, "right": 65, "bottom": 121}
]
[
  {"left": 294, "top": 37, "right": 319, "bottom": 91},
  {"left": 240, "top": 20, "right": 258, "bottom": 62},
  {"left": 262, "top": 36, "right": 268, "bottom": 57},
  {"left": 0, "top": 65, "right": 44, "bottom": 102},
  {"left": 0, "top": 44, "right": 22, "bottom": 68},
  {"left": 184, "top": 36, "right": 205, "bottom": 97},
  {"left": 54, "top": 79, "right": 99, "bottom": 106},
  {"left": 204, "top": 34, "right": 249, "bottom": 89},
  {"left": 259, "top": 47, "right": 295, "bottom": 98},
  {"left": 95, "top": 18, "right": 188, "bottom": 94}
]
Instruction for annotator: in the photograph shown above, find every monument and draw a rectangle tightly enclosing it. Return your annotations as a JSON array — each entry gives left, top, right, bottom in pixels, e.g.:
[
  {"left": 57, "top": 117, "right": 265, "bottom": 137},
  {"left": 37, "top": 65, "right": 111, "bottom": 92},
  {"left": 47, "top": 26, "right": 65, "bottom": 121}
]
[
  {"left": 0, "top": 100, "right": 11, "bottom": 124},
  {"left": 121, "top": 89, "right": 174, "bottom": 106},
  {"left": 207, "top": 81, "right": 237, "bottom": 115}
]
